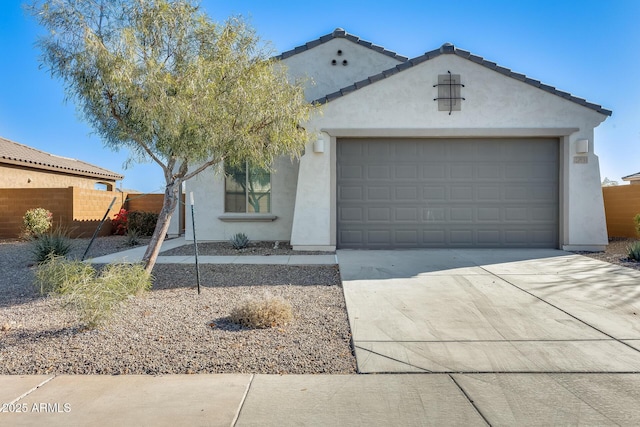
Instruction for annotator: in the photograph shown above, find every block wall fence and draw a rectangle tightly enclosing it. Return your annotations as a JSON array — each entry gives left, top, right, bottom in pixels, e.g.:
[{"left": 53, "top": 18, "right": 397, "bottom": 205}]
[
  {"left": 0, "top": 188, "right": 173, "bottom": 239},
  {"left": 602, "top": 185, "right": 640, "bottom": 238}
]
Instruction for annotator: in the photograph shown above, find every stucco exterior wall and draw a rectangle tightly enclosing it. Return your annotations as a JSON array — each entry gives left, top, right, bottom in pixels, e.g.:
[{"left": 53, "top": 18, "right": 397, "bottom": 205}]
[
  {"left": 0, "top": 164, "right": 117, "bottom": 190},
  {"left": 290, "top": 54, "right": 609, "bottom": 250},
  {"left": 184, "top": 38, "right": 401, "bottom": 242},
  {"left": 185, "top": 156, "right": 299, "bottom": 242},
  {"left": 282, "top": 38, "right": 404, "bottom": 102}
]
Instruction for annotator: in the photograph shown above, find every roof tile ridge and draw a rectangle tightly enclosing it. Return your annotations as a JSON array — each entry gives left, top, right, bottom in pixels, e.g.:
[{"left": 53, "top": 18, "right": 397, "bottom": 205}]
[{"left": 275, "top": 27, "right": 408, "bottom": 62}]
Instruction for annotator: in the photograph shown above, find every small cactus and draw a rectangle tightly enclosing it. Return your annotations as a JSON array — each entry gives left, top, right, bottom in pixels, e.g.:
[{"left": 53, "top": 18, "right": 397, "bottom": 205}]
[
  {"left": 628, "top": 242, "right": 640, "bottom": 261},
  {"left": 230, "top": 232, "right": 250, "bottom": 250}
]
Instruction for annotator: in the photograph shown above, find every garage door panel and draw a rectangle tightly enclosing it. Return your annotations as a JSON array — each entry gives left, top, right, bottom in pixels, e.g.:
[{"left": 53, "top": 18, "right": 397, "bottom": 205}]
[
  {"left": 367, "top": 207, "right": 391, "bottom": 222},
  {"left": 396, "top": 186, "right": 418, "bottom": 200},
  {"left": 367, "top": 187, "right": 390, "bottom": 200},
  {"left": 477, "top": 207, "right": 501, "bottom": 222},
  {"left": 424, "top": 208, "right": 446, "bottom": 221},
  {"left": 424, "top": 186, "right": 447, "bottom": 200},
  {"left": 477, "top": 230, "right": 501, "bottom": 244},
  {"left": 477, "top": 186, "right": 501, "bottom": 201},
  {"left": 477, "top": 164, "right": 502, "bottom": 179},
  {"left": 337, "top": 138, "right": 558, "bottom": 249},
  {"left": 450, "top": 164, "right": 474, "bottom": 180},
  {"left": 395, "top": 165, "right": 419, "bottom": 180},
  {"left": 450, "top": 186, "right": 473, "bottom": 201},
  {"left": 423, "top": 164, "right": 446, "bottom": 179},
  {"left": 368, "top": 165, "right": 390, "bottom": 180},
  {"left": 339, "top": 207, "right": 363, "bottom": 222},
  {"left": 339, "top": 185, "right": 363, "bottom": 202},
  {"left": 395, "top": 207, "right": 419, "bottom": 222}
]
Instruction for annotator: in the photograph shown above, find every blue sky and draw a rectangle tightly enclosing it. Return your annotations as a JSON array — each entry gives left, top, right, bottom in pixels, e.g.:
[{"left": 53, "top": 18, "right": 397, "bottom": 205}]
[{"left": 1, "top": 0, "right": 638, "bottom": 193}]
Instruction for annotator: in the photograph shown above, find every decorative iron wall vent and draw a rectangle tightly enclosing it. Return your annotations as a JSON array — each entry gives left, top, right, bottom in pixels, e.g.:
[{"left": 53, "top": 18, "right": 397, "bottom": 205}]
[{"left": 434, "top": 71, "right": 465, "bottom": 114}]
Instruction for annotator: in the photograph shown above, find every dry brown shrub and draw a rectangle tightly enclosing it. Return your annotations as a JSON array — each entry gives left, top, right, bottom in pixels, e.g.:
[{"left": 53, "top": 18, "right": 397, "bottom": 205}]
[{"left": 229, "top": 295, "right": 293, "bottom": 329}]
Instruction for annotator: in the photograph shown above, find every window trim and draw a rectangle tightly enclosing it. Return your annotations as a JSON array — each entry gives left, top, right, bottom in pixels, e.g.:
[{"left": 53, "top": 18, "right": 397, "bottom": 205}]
[{"left": 218, "top": 213, "right": 277, "bottom": 222}]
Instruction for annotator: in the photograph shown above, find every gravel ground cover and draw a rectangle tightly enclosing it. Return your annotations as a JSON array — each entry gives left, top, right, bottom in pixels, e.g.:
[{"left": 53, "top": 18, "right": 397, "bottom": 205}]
[
  {"left": 0, "top": 236, "right": 356, "bottom": 375},
  {"left": 2, "top": 235, "right": 638, "bottom": 376},
  {"left": 160, "top": 240, "right": 334, "bottom": 256},
  {"left": 575, "top": 237, "right": 640, "bottom": 272}
]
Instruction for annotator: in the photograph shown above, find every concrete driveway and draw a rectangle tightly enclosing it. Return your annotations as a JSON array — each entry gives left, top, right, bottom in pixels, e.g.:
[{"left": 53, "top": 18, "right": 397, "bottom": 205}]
[{"left": 337, "top": 249, "right": 640, "bottom": 374}]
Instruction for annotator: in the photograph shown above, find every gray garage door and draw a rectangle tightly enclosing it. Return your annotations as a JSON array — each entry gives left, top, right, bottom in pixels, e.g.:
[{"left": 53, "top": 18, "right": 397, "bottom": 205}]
[{"left": 337, "top": 138, "right": 559, "bottom": 249}]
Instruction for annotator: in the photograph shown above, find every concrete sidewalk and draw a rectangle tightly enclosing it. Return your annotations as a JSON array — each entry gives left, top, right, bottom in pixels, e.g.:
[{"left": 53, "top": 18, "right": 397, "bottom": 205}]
[
  {"left": 85, "top": 237, "right": 337, "bottom": 265},
  {"left": 3, "top": 373, "right": 640, "bottom": 425}
]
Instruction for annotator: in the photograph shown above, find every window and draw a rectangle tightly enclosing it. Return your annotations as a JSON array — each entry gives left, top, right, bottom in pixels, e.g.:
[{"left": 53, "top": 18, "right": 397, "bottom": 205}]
[{"left": 225, "top": 163, "right": 271, "bottom": 213}]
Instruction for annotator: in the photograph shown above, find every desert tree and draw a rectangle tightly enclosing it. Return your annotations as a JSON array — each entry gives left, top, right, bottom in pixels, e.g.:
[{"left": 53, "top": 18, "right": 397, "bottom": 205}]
[{"left": 31, "top": 0, "right": 315, "bottom": 272}]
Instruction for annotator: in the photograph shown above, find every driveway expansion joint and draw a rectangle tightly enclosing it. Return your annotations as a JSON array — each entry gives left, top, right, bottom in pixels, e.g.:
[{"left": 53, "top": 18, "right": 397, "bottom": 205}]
[{"left": 477, "top": 265, "right": 640, "bottom": 355}]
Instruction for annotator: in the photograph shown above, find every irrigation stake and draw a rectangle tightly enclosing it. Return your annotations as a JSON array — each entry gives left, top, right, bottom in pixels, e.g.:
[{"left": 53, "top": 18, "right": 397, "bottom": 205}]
[
  {"left": 190, "top": 192, "right": 201, "bottom": 294},
  {"left": 82, "top": 197, "right": 116, "bottom": 261}
]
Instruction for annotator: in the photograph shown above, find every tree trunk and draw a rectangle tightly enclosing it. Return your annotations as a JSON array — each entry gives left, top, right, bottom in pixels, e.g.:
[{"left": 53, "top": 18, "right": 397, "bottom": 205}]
[{"left": 143, "top": 180, "right": 181, "bottom": 273}]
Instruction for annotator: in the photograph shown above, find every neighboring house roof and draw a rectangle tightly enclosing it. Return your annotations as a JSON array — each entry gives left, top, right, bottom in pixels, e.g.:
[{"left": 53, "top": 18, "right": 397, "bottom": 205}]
[
  {"left": 308, "top": 35, "right": 612, "bottom": 116},
  {"left": 275, "top": 28, "right": 409, "bottom": 62},
  {"left": 622, "top": 172, "right": 640, "bottom": 182},
  {"left": 0, "top": 136, "right": 123, "bottom": 181}
]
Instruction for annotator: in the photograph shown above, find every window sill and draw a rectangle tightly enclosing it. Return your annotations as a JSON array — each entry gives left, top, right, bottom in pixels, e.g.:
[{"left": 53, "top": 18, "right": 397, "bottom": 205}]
[{"left": 218, "top": 214, "right": 278, "bottom": 222}]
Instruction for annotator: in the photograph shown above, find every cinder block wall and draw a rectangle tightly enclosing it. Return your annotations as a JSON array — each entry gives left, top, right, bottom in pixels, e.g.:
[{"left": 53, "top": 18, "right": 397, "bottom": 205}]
[
  {"left": 602, "top": 186, "right": 640, "bottom": 238},
  {"left": 125, "top": 194, "right": 164, "bottom": 213},
  {"left": 0, "top": 187, "right": 126, "bottom": 239},
  {"left": 70, "top": 188, "right": 126, "bottom": 238}
]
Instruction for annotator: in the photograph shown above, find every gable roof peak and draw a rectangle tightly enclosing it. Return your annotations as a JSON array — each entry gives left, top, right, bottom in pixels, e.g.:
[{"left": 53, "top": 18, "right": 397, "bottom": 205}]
[
  {"left": 276, "top": 28, "right": 408, "bottom": 62},
  {"left": 440, "top": 42, "right": 455, "bottom": 53}
]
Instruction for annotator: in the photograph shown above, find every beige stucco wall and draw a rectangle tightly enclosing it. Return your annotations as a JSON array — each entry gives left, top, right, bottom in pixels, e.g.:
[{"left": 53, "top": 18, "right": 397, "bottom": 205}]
[
  {"left": 0, "top": 164, "right": 117, "bottom": 190},
  {"left": 290, "top": 53, "right": 609, "bottom": 250}
]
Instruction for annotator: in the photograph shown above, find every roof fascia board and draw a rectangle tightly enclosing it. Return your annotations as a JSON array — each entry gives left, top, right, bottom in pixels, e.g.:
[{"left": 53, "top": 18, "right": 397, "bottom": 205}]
[{"left": 321, "top": 128, "right": 580, "bottom": 138}]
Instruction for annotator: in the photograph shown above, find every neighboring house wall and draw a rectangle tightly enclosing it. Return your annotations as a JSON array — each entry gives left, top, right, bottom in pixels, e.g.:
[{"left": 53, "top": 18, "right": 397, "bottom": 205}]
[
  {"left": 0, "top": 187, "right": 126, "bottom": 239},
  {"left": 602, "top": 185, "right": 640, "bottom": 238},
  {"left": 291, "top": 53, "right": 608, "bottom": 250},
  {"left": 0, "top": 164, "right": 116, "bottom": 190}
]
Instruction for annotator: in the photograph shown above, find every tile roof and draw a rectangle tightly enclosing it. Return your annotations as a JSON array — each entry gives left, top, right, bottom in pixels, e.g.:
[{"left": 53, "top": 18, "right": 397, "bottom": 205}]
[
  {"left": 622, "top": 172, "right": 640, "bottom": 181},
  {"left": 275, "top": 28, "right": 409, "bottom": 62},
  {"left": 312, "top": 41, "right": 613, "bottom": 116},
  {"left": 0, "top": 136, "right": 123, "bottom": 180}
]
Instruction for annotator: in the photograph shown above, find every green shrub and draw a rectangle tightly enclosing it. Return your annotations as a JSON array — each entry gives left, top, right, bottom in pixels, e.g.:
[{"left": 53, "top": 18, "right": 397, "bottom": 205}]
[
  {"left": 230, "top": 232, "right": 250, "bottom": 250},
  {"left": 127, "top": 211, "right": 159, "bottom": 236},
  {"left": 34, "top": 258, "right": 151, "bottom": 328},
  {"left": 229, "top": 295, "right": 293, "bottom": 329},
  {"left": 31, "top": 226, "right": 72, "bottom": 263},
  {"left": 629, "top": 242, "right": 640, "bottom": 261},
  {"left": 634, "top": 214, "right": 640, "bottom": 237},
  {"left": 34, "top": 255, "right": 95, "bottom": 295},
  {"left": 22, "top": 208, "right": 53, "bottom": 238}
]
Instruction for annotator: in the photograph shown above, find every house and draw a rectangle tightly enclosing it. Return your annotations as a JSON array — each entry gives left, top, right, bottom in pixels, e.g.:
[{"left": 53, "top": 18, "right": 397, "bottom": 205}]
[
  {"left": 0, "top": 136, "right": 123, "bottom": 190},
  {"left": 186, "top": 28, "right": 611, "bottom": 251},
  {"left": 622, "top": 172, "right": 640, "bottom": 185},
  {"left": 0, "top": 136, "right": 125, "bottom": 238}
]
